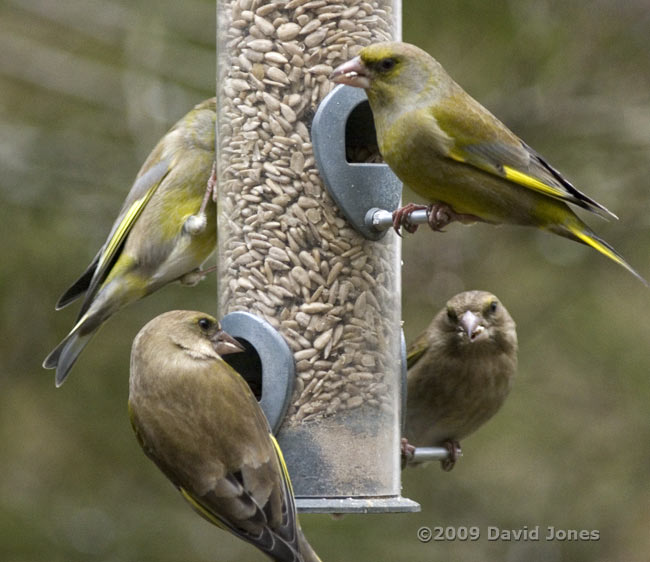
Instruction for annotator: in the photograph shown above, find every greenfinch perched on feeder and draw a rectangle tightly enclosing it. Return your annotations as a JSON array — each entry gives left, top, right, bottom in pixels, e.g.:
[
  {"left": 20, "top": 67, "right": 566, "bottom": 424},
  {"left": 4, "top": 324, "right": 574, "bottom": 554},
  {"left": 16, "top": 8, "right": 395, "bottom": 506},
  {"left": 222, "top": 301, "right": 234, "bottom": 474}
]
[
  {"left": 331, "top": 42, "right": 645, "bottom": 283},
  {"left": 404, "top": 291, "right": 518, "bottom": 471},
  {"left": 128, "top": 310, "right": 322, "bottom": 562},
  {"left": 43, "top": 98, "right": 218, "bottom": 386}
]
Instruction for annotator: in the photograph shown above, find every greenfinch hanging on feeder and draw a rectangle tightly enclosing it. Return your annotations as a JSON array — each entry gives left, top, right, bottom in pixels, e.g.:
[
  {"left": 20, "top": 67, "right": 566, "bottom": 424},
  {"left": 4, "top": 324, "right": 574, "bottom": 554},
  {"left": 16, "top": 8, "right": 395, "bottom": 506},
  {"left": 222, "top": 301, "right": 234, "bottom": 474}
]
[
  {"left": 128, "top": 310, "right": 322, "bottom": 562},
  {"left": 403, "top": 291, "right": 518, "bottom": 471},
  {"left": 331, "top": 42, "right": 645, "bottom": 283},
  {"left": 43, "top": 98, "right": 218, "bottom": 386}
]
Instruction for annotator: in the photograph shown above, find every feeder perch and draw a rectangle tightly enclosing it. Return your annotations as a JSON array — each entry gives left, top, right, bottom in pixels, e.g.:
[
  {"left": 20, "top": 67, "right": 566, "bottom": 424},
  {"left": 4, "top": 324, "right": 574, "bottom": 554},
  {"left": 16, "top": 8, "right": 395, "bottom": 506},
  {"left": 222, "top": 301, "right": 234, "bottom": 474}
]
[{"left": 408, "top": 447, "right": 458, "bottom": 464}]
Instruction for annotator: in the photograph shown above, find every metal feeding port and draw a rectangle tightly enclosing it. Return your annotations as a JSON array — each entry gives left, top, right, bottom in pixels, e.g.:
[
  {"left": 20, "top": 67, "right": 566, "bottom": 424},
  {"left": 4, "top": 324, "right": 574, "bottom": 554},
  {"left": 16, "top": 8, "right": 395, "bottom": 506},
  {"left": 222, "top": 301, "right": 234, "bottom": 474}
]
[
  {"left": 311, "top": 85, "right": 403, "bottom": 241},
  {"left": 221, "top": 311, "right": 294, "bottom": 434}
]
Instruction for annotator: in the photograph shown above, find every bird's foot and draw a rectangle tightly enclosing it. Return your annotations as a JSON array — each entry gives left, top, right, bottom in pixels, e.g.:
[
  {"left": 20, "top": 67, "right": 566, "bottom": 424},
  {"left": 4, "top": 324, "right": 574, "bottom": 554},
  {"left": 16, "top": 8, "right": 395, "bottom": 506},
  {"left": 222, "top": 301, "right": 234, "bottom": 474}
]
[
  {"left": 207, "top": 161, "right": 217, "bottom": 202},
  {"left": 392, "top": 203, "right": 428, "bottom": 235},
  {"left": 400, "top": 437, "right": 416, "bottom": 468},
  {"left": 426, "top": 203, "right": 482, "bottom": 231},
  {"left": 184, "top": 162, "right": 217, "bottom": 236},
  {"left": 179, "top": 265, "right": 217, "bottom": 287},
  {"left": 440, "top": 439, "right": 462, "bottom": 472}
]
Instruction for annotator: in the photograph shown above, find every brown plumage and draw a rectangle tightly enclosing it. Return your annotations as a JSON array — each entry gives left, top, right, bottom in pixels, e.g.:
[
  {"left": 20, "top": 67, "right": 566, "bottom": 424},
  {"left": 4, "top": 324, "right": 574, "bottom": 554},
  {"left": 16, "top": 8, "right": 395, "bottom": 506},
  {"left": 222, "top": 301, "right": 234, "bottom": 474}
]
[
  {"left": 404, "top": 291, "right": 518, "bottom": 470},
  {"left": 129, "top": 310, "right": 321, "bottom": 562}
]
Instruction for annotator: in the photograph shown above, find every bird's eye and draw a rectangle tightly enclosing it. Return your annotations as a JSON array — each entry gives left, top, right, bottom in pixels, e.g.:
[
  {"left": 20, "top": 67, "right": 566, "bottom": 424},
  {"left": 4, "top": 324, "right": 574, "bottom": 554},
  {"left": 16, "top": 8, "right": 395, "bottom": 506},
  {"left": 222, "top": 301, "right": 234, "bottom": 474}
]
[
  {"left": 198, "top": 317, "right": 213, "bottom": 330},
  {"left": 487, "top": 300, "right": 499, "bottom": 314},
  {"left": 378, "top": 57, "right": 397, "bottom": 72},
  {"left": 446, "top": 307, "right": 457, "bottom": 322}
]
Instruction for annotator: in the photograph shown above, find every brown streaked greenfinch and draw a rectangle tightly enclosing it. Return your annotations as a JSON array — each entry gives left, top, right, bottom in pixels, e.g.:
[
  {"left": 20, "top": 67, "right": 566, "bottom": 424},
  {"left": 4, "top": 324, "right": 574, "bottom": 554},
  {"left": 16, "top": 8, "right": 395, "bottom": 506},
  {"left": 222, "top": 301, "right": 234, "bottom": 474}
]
[
  {"left": 331, "top": 42, "right": 645, "bottom": 284},
  {"left": 404, "top": 291, "right": 518, "bottom": 471},
  {"left": 128, "top": 310, "right": 322, "bottom": 562},
  {"left": 43, "top": 98, "right": 217, "bottom": 386}
]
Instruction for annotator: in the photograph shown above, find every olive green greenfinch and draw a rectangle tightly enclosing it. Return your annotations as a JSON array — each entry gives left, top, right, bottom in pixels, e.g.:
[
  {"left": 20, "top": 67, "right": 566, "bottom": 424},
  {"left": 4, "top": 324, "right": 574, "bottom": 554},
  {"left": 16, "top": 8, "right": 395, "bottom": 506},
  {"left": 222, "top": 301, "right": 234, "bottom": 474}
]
[
  {"left": 331, "top": 42, "right": 645, "bottom": 284},
  {"left": 43, "top": 98, "right": 217, "bottom": 386},
  {"left": 404, "top": 291, "right": 518, "bottom": 471},
  {"left": 128, "top": 310, "right": 321, "bottom": 562}
]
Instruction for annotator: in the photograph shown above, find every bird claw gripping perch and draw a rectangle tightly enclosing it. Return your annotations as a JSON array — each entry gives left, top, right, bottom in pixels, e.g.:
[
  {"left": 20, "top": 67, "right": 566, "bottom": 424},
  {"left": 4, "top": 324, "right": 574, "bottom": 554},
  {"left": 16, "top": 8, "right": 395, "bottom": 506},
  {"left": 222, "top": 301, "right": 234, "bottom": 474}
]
[
  {"left": 392, "top": 203, "right": 429, "bottom": 235},
  {"left": 400, "top": 438, "right": 416, "bottom": 469},
  {"left": 440, "top": 440, "right": 462, "bottom": 472},
  {"left": 391, "top": 202, "right": 484, "bottom": 235}
]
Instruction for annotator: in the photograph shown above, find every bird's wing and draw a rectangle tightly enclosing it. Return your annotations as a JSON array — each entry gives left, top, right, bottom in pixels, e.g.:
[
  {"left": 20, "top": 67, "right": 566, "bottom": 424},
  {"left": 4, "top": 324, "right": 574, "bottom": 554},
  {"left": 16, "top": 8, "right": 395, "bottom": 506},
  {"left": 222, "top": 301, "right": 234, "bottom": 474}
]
[
  {"left": 431, "top": 98, "right": 617, "bottom": 219},
  {"left": 406, "top": 329, "right": 430, "bottom": 370},
  {"left": 130, "top": 355, "right": 304, "bottom": 562},
  {"left": 75, "top": 158, "right": 171, "bottom": 317},
  {"left": 187, "top": 363, "right": 301, "bottom": 562},
  {"left": 178, "top": 434, "right": 302, "bottom": 562}
]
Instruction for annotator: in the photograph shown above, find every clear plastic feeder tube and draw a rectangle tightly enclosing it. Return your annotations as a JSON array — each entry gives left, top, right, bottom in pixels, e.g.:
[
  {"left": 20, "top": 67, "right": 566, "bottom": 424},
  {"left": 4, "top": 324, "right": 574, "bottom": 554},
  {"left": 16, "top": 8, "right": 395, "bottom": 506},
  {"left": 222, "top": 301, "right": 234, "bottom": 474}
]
[{"left": 216, "top": 0, "right": 415, "bottom": 512}]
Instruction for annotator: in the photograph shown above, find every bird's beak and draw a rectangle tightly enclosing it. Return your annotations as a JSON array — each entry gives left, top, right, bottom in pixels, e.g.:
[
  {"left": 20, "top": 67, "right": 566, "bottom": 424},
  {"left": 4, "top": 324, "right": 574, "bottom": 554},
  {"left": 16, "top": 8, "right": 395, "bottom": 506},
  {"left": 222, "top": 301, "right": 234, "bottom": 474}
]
[
  {"left": 459, "top": 311, "right": 485, "bottom": 341},
  {"left": 212, "top": 329, "right": 245, "bottom": 356},
  {"left": 331, "top": 56, "right": 371, "bottom": 89}
]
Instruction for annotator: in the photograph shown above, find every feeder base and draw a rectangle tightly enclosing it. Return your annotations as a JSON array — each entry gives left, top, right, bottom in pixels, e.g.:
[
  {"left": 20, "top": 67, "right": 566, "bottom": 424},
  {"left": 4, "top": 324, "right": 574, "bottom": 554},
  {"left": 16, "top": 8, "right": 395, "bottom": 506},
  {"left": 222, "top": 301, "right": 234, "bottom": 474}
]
[{"left": 296, "top": 496, "right": 420, "bottom": 514}]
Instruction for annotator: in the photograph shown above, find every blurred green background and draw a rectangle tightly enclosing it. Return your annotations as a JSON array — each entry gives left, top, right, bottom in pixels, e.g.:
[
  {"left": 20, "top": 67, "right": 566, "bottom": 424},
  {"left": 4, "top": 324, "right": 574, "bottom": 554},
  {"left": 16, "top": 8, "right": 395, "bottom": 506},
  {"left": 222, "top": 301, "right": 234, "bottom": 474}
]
[{"left": 2, "top": 0, "right": 649, "bottom": 560}]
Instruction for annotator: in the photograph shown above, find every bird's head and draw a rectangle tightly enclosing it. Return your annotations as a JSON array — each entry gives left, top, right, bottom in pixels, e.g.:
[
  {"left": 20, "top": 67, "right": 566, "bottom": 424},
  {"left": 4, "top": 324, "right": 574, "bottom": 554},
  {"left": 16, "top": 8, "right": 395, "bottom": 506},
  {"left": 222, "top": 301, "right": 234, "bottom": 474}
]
[
  {"left": 441, "top": 291, "right": 517, "bottom": 353},
  {"left": 331, "top": 41, "right": 451, "bottom": 110},
  {"left": 137, "top": 310, "right": 245, "bottom": 363}
]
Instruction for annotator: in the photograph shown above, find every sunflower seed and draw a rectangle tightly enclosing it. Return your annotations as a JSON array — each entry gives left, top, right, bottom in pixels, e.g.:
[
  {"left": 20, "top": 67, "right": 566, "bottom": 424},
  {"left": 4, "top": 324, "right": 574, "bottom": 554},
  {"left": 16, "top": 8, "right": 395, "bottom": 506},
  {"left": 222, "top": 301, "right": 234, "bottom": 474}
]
[
  {"left": 218, "top": 0, "right": 399, "bottom": 425},
  {"left": 277, "top": 22, "right": 301, "bottom": 40},
  {"left": 254, "top": 15, "right": 275, "bottom": 36}
]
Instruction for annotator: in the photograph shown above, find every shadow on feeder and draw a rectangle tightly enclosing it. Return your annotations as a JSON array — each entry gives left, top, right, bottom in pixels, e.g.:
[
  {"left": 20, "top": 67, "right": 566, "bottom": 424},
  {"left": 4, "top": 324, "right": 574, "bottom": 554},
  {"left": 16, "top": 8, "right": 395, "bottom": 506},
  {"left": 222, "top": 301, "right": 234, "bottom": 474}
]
[
  {"left": 344, "top": 101, "right": 383, "bottom": 164},
  {"left": 222, "top": 337, "right": 263, "bottom": 399}
]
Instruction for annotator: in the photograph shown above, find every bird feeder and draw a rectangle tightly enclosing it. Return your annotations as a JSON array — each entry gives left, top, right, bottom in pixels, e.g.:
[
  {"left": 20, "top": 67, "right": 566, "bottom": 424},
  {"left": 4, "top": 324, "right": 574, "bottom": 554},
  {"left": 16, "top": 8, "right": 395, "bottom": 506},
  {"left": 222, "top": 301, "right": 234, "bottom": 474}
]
[{"left": 215, "top": 0, "right": 417, "bottom": 513}]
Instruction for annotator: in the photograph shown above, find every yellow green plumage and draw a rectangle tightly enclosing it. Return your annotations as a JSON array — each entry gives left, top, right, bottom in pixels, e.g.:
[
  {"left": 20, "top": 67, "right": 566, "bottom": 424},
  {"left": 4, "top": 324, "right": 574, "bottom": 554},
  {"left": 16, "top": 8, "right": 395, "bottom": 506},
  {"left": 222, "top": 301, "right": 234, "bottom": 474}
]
[
  {"left": 43, "top": 98, "right": 218, "bottom": 386},
  {"left": 331, "top": 42, "right": 645, "bottom": 283}
]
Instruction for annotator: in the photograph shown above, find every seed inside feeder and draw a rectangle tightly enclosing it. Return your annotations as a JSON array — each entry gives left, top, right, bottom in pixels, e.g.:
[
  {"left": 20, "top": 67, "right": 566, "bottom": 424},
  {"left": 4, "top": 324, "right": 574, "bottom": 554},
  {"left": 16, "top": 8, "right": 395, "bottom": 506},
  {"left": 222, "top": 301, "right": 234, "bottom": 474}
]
[{"left": 217, "top": 0, "right": 398, "bottom": 429}]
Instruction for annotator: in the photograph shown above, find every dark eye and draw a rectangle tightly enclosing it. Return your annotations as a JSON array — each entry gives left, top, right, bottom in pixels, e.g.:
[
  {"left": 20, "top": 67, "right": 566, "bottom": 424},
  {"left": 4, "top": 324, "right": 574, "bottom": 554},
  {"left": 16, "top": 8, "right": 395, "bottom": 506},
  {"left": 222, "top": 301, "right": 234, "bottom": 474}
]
[
  {"left": 379, "top": 57, "right": 397, "bottom": 71},
  {"left": 487, "top": 300, "right": 498, "bottom": 314},
  {"left": 198, "top": 317, "right": 213, "bottom": 330},
  {"left": 446, "top": 307, "right": 457, "bottom": 322}
]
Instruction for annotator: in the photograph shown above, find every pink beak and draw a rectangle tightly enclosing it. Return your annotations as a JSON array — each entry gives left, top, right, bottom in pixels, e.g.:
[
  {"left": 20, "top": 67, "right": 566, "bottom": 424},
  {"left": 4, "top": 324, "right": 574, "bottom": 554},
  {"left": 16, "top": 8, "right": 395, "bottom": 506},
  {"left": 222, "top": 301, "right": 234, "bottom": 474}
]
[
  {"left": 330, "top": 56, "right": 371, "bottom": 89},
  {"left": 212, "top": 328, "right": 246, "bottom": 356},
  {"left": 459, "top": 311, "right": 485, "bottom": 341}
]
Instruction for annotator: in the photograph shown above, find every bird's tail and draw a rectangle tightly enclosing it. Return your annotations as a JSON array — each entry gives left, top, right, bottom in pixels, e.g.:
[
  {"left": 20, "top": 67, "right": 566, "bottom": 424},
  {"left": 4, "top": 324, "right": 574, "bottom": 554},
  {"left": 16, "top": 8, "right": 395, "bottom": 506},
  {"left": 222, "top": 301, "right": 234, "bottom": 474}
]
[
  {"left": 561, "top": 220, "right": 647, "bottom": 285},
  {"left": 297, "top": 528, "right": 323, "bottom": 562},
  {"left": 42, "top": 314, "right": 98, "bottom": 387},
  {"left": 55, "top": 250, "right": 101, "bottom": 309}
]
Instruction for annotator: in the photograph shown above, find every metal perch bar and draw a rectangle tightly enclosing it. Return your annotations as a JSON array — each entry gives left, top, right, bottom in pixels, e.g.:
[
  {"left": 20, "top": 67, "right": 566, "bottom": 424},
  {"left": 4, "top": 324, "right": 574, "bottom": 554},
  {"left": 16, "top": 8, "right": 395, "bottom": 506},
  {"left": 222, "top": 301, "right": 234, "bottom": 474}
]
[
  {"left": 366, "top": 208, "right": 431, "bottom": 232},
  {"left": 409, "top": 446, "right": 459, "bottom": 464}
]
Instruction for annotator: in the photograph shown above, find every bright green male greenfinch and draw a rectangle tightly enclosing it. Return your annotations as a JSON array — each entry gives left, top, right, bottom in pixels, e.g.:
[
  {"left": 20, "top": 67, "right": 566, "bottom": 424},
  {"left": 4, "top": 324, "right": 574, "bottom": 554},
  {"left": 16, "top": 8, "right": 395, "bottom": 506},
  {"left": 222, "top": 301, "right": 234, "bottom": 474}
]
[
  {"left": 129, "top": 310, "right": 322, "bottom": 562},
  {"left": 43, "top": 98, "right": 217, "bottom": 386},
  {"left": 331, "top": 42, "right": 645, "bottom": 283},
  {"left": 404, "top": 291, "right": 517, "bottom": 471}
]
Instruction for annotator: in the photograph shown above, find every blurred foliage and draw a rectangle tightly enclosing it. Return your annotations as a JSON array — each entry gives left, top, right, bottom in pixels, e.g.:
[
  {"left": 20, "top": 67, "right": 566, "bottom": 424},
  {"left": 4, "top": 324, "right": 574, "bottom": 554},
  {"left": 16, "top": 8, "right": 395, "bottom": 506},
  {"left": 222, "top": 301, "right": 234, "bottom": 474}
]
[{"left": 1, "top": 0, "right": 649, "bottom": 561}]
